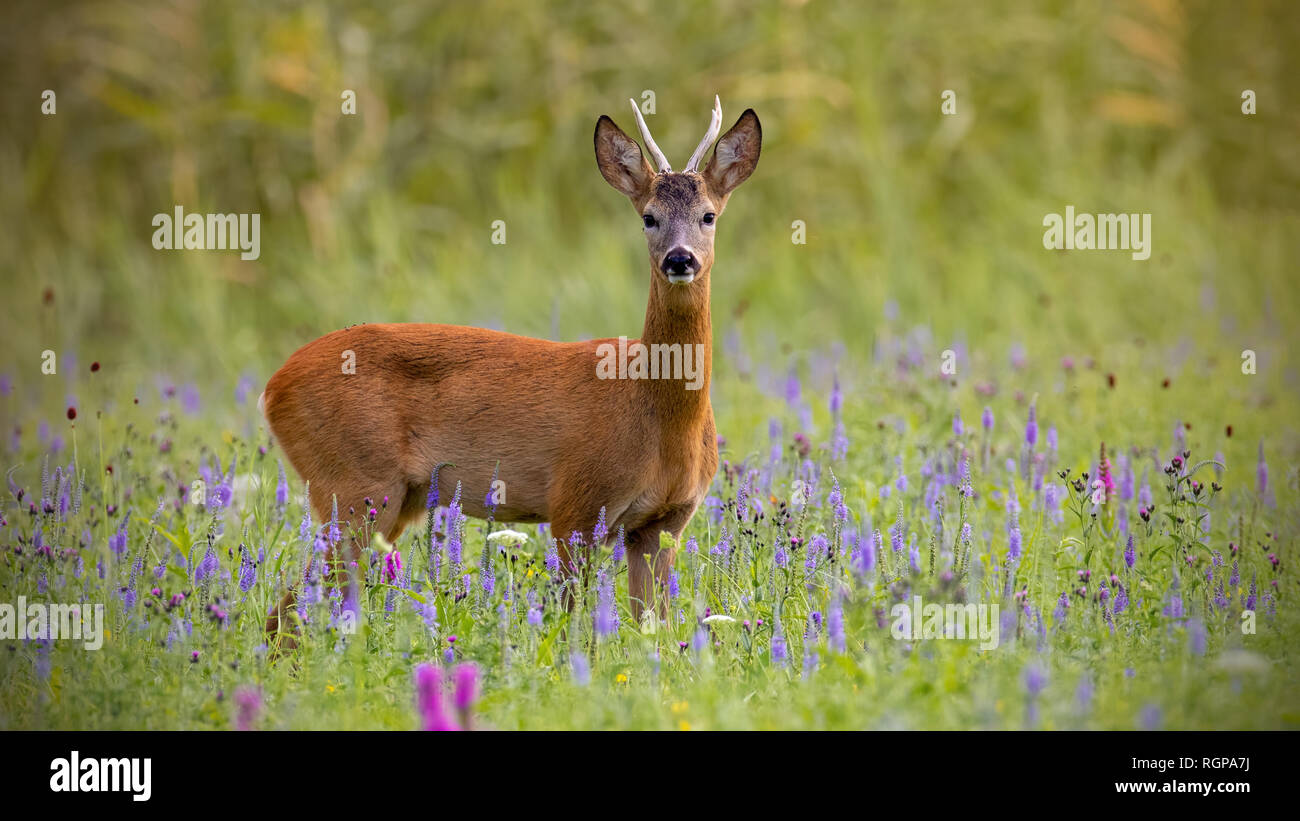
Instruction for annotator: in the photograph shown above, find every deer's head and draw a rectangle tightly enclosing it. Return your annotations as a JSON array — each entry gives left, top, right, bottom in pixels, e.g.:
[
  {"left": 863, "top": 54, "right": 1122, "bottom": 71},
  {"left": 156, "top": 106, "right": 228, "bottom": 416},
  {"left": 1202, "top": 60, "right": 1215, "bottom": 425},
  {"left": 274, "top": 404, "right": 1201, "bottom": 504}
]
[{"left": 595, "top": 97, "right": 760, "bottom": 289}]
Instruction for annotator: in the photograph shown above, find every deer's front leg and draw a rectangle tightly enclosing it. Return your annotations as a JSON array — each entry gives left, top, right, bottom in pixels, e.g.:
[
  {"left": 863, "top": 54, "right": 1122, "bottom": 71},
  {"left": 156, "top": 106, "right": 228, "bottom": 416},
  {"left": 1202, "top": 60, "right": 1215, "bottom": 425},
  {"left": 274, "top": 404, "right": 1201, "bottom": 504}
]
[{"left": 626, "top": 504, "right": 697, "bottom": 624}]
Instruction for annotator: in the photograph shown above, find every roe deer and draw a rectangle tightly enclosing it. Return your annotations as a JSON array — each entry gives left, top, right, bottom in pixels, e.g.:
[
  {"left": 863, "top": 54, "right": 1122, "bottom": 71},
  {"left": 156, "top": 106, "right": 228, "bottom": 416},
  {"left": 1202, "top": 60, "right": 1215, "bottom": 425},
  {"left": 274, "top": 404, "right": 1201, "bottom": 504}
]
[{"left": 262, "top": 96, "right": 760, "bottom": 645}]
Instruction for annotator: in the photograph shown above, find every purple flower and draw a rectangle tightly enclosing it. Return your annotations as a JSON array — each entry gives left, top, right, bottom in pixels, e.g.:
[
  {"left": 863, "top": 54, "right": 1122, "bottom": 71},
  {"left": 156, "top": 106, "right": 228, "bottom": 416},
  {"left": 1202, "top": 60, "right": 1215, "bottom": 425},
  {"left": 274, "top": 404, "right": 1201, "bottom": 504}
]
[
  {"left": 299, "top": 505, "right": 313, "bottom": 543},
  {"left": 784, "top": 366, "right": 801, "bottom": 406},
  {"left": 446, "top": 484, "right": 464, "bottom": 566},
  {"left": 827, "top": 599, "right": 846, "bottom": 653},
  {"left": 1025, "top": 402, "right": 1038, "bottom": 447},
  {"left": 831, "top": 420, "right": 849, "bottom": 461},
  {"left": 594, "top": 572, "right": 617, "bottom": 638},
  {"left": 1139, "top": 704, "right": 1162, "bottom": 731},
  {"left": 1188, "top": 619, "right": 1207, "bottom": 655},
  {"left": 109, "top": 512, "right": 129, "bottom": 557},
  {"left": 571, "top": 652, "right": 591, "bottom": 686},
  {"left": 239, "top": 546, "right": 257, "bottom": 593},
  {"left": 180, "top": 383, "right": 201, "bottom": 414},
  {"left": 855, "top": 530, "right": 877, "bottom": 577},
  {"left": 770, "top": 619, "right": 787, "bottom": 667},
  {"left": 544, "top": 541, "right": 559, "bottom": 573},
  {"left": 959, "top": 457, "right": 974, "bottom": 498},
  {"left": 1257, "top": 441, "right": 1269, "bottom": 502},
  {"left": 1076, "top": 676, "right": 1094, "bottom": 713},
  {"left": 1053, "top": 592, "right": 1070, "bottom": 623},
  {"left": 275, "top": 462, "right": 289, "bottom": 508},
  {"left": 611, "top": 526, "right": 625, "bottom": 563},
  {"left": 1023, "top": 663, "right": 1047, "bottom": 697},
  {"left": 234, "top": 373, "right": 255, "bottom": 405},
  {"left": 1119, "top": 455, "right": 1134, "bottom": 502},
  {"left": 1124, "top": 536, "right": 1135, "bottom": 568},
  {"left": 592, "top": 506, "right": 608, "bottom": 545},
  {"left": 952, "top": 411, "right": 963, "bottom": 437},
  {"left": 325, "top": 496, "right": 341, "bottom": 546},
  {"left": 195, "top": 545, "right": 219, "bottom": 586},
  {"left": 981, "top": 406, "right": 994, "bottom": 432},
  {"left": 1163, "top": 593, "right": 1183, "bottom": 619}
]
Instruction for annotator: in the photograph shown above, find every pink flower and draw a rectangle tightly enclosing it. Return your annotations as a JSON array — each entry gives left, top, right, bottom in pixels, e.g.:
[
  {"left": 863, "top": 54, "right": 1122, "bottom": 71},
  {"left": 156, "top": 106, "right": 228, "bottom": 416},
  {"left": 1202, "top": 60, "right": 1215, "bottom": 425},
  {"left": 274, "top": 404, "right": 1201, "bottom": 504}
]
[
  {"left": 415, "top": 661, "right": 481, "bottom": 731},
  {"left": 234, "top": 687, "right": 261, "bottom": 731},
  {"left": 1097, "top": 443, "right": 1116, "bottom": 504},
  {"left": 384, "top": 550, "right": 403, "bottom": 583},
  {"left": 415, "top": 663, "right": 459, "bottom": 731}
]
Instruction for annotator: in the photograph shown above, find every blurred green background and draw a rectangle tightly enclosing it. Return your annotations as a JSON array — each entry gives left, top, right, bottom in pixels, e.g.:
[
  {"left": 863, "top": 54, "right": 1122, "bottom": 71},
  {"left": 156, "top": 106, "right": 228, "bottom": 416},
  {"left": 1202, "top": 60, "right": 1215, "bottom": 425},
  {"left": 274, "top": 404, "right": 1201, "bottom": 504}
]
[{"left": 1, "top": 0, "right": 1298, "bottom": 417}]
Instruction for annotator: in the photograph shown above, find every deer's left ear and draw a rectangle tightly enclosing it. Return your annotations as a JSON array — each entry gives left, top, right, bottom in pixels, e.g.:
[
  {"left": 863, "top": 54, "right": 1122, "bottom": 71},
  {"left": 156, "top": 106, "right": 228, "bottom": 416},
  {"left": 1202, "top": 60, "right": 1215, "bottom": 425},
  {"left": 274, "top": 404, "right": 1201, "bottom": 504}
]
[{"left": 703, "top": 109, "right": 761, "bottom": 203}]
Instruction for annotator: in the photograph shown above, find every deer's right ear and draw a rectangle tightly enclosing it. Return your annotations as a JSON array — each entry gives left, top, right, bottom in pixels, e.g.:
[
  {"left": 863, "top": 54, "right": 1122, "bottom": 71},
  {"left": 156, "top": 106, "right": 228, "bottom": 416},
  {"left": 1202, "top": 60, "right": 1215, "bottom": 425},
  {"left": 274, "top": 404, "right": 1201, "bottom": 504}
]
[{"left": 594, "top": 116, "right": 654, "bottom": 201}]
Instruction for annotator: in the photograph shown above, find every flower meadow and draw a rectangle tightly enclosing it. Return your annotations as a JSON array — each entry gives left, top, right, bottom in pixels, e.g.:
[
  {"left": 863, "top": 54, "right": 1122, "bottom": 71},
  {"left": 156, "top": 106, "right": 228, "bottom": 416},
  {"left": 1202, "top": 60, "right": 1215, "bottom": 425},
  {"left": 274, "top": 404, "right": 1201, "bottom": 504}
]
[{"left": 1, "top": 327, "right": 1296, "bottom": 732}]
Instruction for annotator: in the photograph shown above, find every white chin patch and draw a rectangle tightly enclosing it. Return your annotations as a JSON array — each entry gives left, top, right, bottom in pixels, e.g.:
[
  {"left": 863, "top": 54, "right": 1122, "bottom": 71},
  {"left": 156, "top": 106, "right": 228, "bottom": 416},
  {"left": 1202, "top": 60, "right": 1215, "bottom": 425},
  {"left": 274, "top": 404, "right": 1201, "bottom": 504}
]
[{"left": 667, "top": 273, "right": 695, "bottom": 284}]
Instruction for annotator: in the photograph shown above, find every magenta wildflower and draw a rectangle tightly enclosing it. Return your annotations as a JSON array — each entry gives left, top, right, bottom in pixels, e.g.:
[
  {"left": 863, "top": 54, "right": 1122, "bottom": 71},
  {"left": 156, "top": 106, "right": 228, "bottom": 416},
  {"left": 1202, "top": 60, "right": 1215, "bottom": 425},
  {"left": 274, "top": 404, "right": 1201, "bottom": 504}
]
[
  {"left": 415, "top": 664, "right": 459, "bottom": 731},
  {"left": 234, "top": 687, "right": 261, "bottom": 731},
  {"left": 1097, "top": 443, "right": 1115, "bottom": 503},
  {"left": 384, "top": 550, "right": 403, "bottom": 584}
]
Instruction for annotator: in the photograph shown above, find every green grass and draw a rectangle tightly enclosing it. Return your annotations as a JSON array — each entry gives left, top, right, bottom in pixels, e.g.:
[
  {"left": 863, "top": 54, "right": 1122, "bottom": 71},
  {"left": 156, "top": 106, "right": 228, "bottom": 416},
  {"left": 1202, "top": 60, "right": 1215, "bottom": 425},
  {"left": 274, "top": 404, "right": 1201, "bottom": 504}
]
[
  {"left": 0, "top": 333, "right": 1297, "bottom": 730},
  {"left": 0, "top": 0, "right": 1298, "bottom": 729}
]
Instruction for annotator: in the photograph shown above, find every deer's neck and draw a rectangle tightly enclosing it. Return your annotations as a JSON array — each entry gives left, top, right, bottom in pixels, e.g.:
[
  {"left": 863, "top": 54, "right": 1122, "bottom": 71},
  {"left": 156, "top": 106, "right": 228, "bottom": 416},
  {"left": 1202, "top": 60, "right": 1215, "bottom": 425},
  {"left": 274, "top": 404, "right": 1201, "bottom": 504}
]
[{"left": 639, "top": 271, "right": 713, "bottom": 427}]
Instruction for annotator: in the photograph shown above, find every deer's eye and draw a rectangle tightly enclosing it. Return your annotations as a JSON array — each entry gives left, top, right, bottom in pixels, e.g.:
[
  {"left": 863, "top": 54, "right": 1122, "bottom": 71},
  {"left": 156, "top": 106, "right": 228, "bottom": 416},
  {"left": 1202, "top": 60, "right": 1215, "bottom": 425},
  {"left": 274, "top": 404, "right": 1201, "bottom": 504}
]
[
  {"left": 702, "top": 212, "right": 716, "bottom": 225},
  {"left": 642, "top": 214, "right": 657, "bottom": 229}
]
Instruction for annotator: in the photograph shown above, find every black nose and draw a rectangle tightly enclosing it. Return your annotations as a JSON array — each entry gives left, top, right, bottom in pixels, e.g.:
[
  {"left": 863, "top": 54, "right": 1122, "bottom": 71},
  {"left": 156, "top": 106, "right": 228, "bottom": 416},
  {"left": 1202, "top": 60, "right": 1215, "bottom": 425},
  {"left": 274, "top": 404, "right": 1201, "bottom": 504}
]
[{"left": 662, "top": 249, "right": 698, "bottom": 276}]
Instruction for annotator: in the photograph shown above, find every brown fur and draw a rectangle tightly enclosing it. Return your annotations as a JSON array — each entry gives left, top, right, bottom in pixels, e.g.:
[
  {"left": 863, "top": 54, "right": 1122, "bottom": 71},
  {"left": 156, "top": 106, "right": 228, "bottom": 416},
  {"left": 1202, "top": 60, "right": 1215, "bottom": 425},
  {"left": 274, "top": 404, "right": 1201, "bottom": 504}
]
[{"left": 264, "top": 105, "right": 760, "bottom": 648}]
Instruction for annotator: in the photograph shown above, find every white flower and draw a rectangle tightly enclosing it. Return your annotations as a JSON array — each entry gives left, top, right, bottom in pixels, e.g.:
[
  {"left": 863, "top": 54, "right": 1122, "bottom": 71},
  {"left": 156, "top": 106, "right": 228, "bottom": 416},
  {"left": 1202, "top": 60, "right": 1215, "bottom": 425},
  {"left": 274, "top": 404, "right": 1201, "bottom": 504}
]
[
  {"left": 701, "top": 614, "right": 736, "bottom": 625},
  {"left": 1090, "top": 479, "right": 1105, "bottom": 506},
  {"left": 487, "top": 529, "right": 530, "bottom": 547}
]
